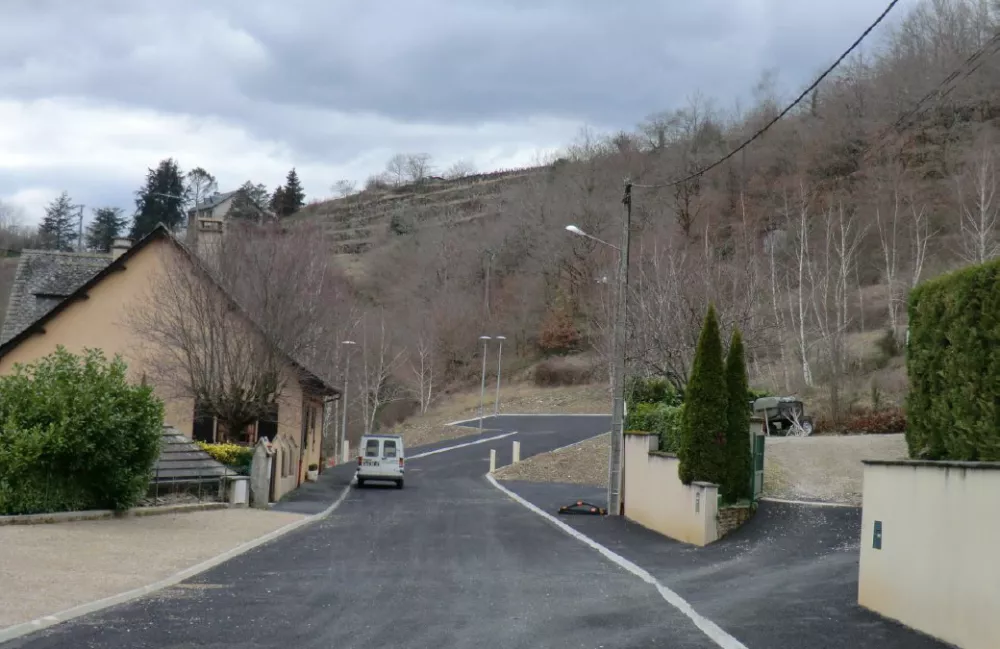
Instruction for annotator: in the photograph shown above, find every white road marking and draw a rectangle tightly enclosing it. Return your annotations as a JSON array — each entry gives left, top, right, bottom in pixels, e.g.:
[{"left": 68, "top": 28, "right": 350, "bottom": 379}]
[
  {"left": 759, "top": 496, "right": 860, "bottom": 509},
  {"left": 486, "top": 474, "right": 747, "bottom": 649},
  {"left": 408, "top": 432, "right": 518, "bottom": 459},
  {"left": 445, "top": 413, "right": 609, "bottom": 427}
]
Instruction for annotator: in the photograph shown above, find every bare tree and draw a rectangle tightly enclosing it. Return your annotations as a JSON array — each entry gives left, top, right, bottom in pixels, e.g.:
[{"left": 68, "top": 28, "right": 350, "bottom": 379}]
[
  {"left": 405, "top": 153, "right": 433, "bottom": 182},
  {"left": 445, "top": 159, "right": 476, "bottom": 179},
  {"left": 331, "top": 179, "right": 357, "bottom": 198},
  {"left": 785, "top": 186, "right": 815, "bottom": 388},
  {"left": 385, "top": 154, "right": 408, "bottom": 186},
  {"left": 955, "top": 136, "right": 1000, "bottom": 264},
  {"left": 185, "top": 167, "right": 218, "bottom": 208},
  {"left": 875, "top": 172, "right": 904, "bottom": 339},
  {"left": 357, "top": 310, "right": 408, "bottom": 434}
]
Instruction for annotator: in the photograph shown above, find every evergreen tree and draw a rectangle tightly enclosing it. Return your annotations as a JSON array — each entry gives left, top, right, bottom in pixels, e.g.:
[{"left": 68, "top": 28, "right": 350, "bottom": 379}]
[
  {"left": 279, "top": 168, "right": 305, "bottom": 216},
  {"left": 722, "top": 328, "right": 752, "bottom": 502},
  {"left": 270, "top": 186, "right": 287, "bottom": 215},
  {"left": 38, "top": 191, "right": 79, "bottom": 251},
  {"left": 229, "top": 181, "right": 270, "bottom": 221},
  {"left": 678, "top": 304, "right": 728, "bottom": 485},
  {"left": 85, "top": 207, "right": 128, "bottom": 253},
  {"left": 131, "top": 158, "right": 187, "bottom": 240}
]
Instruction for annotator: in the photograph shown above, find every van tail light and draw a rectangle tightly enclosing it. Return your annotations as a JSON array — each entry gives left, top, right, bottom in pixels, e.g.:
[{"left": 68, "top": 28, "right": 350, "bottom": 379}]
[
  {"left": 357, "top": 455, "right": 362, "bottom": 466},
  {"left": 399, "top": 457, "right": 404, "bottom": 468}
]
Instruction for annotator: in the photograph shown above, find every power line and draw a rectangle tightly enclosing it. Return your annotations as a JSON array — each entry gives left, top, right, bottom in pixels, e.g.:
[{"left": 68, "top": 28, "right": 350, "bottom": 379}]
[{"left": 633, "top": 0, "right": 904, "bottom": 190}]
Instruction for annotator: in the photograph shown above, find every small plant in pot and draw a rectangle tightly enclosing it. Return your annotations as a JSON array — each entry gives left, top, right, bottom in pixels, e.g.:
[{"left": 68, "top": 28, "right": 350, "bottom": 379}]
[{"left": 307, "top": 463, "right": 319, "bottom": 481}]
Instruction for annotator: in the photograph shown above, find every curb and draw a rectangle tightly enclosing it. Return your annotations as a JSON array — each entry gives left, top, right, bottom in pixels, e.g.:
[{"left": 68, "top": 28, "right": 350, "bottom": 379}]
[
  {"left": 0, "top": 502, "right": 230, "bottom": 527},
  {"left": 0, "top": 485, "right": 352, "bottom": 645},
  {"left": 758, "top": 496, "right": 861, "bottom": 509}
]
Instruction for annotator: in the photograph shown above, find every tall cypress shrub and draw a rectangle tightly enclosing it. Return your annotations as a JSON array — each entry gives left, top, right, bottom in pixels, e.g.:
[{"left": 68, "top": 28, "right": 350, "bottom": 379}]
[
  {"left": 722, "top": 329, "right": 751, "bottom": 502},
  {"left": 678, "top": 305, "right": 728, "bottom": 484}
]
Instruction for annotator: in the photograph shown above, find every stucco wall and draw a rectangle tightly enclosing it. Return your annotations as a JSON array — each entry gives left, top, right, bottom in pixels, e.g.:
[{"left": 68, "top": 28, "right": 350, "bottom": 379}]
[
  {"left": 858, "top": 460, "right": 1000, "bottom": 649},
  {"left": 623, "top": 433, "right": 719, "bottom": 546}
]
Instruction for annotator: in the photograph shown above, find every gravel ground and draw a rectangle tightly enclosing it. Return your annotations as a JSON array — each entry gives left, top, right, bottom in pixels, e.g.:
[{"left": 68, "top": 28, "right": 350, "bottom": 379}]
[
  {"left": 764, "top": 433, "right": 908, "bottom": 505},
  {"left": 0, "top": 508, "right": 305, "bottom": 629},
  {"left": 494, "top": 433, "right": 610, "bottom": 486}
]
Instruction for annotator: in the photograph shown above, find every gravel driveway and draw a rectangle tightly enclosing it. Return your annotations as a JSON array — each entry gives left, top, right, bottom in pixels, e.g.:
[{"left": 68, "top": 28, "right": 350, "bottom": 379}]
[
  {"left": 764, "top": 433, "right": 908, "bottom": 505},
  {"left": 0, "top": 508, "right": 304, "bottom": 629},
  {"left": 493, "top": 433, "right": 609, "bottom": 486}
]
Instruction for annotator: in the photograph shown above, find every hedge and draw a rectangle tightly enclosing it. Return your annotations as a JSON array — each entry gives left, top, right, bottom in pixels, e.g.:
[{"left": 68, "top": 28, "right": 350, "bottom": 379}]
[
  {"left": 906, "top": 258, "right": 1000, "bottom": 460},
  {"left": 626, "top": 402, "right": 684, "bottom": 453},
  {"left": 0, "top": 347, "right": 164, "bottom": 515}
]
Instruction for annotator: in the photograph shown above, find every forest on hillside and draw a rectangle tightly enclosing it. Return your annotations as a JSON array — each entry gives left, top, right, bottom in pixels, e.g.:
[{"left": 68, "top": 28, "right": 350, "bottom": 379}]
[{"left": 322, "top": 0, "right": 1000, "bottom": 427}]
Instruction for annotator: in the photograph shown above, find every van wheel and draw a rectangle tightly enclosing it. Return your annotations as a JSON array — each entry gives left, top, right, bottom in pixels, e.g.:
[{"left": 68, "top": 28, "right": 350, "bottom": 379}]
[
  {"left": 396, "top": 479, "right": 404, "bottom": 489},
  {"left": 356, "top": 478, "right": 365, "bottom": 488}
]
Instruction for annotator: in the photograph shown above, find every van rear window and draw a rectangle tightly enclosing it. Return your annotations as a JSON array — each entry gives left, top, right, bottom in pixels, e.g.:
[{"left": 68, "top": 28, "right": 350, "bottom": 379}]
[
  {"left": 365, "top": 440, "right": 380, "bottom": 457},
  {"left": 383, "top": 440, "right": 397, "bottom": 458}
]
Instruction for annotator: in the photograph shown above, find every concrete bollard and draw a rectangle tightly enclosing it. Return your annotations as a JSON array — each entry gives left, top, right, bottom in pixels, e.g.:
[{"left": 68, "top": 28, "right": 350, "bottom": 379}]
[
  {"left": 489, "top": 449, "right": 497, "bottom": 473},
  {"left": 512, "top": 441, "right": 521, "bottom": 464}
]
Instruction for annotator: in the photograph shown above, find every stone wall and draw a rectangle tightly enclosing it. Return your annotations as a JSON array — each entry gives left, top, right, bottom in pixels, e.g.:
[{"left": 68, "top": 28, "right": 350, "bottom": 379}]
[{"left": 716, "top": 504, "right": 753, "bottom": 539}]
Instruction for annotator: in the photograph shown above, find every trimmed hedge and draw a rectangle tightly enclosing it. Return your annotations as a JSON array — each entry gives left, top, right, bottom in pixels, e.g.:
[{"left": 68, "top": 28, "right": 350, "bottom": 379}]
[
  {"left": 0, "top": 347, "right": 164, "bottom": 515},
  {"left": 906, "top": 259, "right": 1000, "bottom": 460},
  {"left": 626, "top": 402, "right": 684, "bottom": 453}
]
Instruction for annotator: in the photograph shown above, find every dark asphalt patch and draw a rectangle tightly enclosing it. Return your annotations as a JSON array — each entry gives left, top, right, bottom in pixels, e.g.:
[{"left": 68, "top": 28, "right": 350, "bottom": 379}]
[{"left": 501, "top": 480, "right": 950, "bottom": 649}]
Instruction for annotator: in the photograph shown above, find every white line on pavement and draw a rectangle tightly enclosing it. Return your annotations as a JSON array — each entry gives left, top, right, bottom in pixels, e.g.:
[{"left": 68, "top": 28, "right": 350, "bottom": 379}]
[
  {"left": 408, "top": 432, "right": 517, "bottom": 459},
  {"left": 759, "top": 496, "right": 860, "bottom": 509},
  {"left": 486, "top": 474, "right": 747, "bottom": 649},
  {"left": 0, "top": 486, "right": 353, "bottom": 645},
  {"left": 445, "top": 413, "right": 609, "bottom": 427}
]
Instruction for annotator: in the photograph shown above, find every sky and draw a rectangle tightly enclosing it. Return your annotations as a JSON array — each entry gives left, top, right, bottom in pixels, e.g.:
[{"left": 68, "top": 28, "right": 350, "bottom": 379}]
[{"left": 0, "top": 0, "right": 918, "bottom": 225}]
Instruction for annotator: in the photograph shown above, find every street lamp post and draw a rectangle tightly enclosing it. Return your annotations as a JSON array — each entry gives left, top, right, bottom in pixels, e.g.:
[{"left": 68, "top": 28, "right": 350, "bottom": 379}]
[
  {"left": 564, "top": 179, "right": 631, "bottom": 516},
  {"left": 341, "top": 340, "right": 357, "bottom": 461},
  {"left": 478, "top": 335, "right": 491, "bottom": 433},
  {"left": 493, "top": 335, "right": 506, "bottom": 416}
]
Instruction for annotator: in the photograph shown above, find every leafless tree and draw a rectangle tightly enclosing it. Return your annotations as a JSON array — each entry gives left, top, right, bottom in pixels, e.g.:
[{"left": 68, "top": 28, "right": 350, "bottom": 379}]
[
  {"left": 331, "top": 179, "right": 357, "bottom": 198},
  {"left": 784, "top": 185, "right": 815, "bottom": 388},
  {"left": 445, "top": 159, "right": 476, "bottom": 179},
  {"left": 356, "top": 310, "right": 408, "bottom": 434},
  {"left": 955, "top": 135, "right": 999, "bottom": 264},
  {"left": 405, "top": 153, "right": 434, "bottom": 182},
  {"left": 385, "top": 154, "right": 408, "bottom": 186},
  {"left": 185, "top": 167, "right": 217, "bottom": 208}
]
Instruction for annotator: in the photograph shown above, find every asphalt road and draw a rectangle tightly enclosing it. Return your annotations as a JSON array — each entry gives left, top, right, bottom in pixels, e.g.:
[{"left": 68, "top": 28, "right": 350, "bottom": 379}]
[{"left": 2, "top": 414, "right": 945, "bottom": 649}]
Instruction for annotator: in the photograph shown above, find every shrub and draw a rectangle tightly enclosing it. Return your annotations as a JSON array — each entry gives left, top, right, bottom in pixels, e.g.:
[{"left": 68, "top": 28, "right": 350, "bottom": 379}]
[
  {"left": 537, "top": 308, "right": 581, "bottom": 355},
  {"left": 626, "top": 376, "right": 681, "bottom": 407},
  {"left": 308, "top": 463, "right": 319, "bottom": 471},
  {"left": 626, "top": 402, "right": 684, "bottom": 453},
  {"left": 722, "top": 329, "right": 752, "bottom": 503},
  {"left": 0, "top": 347, "right": 164, "bottom": 515},
  {"left": 196, "top": 442, "right": 254, "bottom": 475},
  {"left": 906, "top": 258, "right": 1000, "bottom": 460},
  {"left": 533, "top": 357, "right": 594, "bottom": 386},
  {"left": 678, "top": 305, "right": 728, "bottom": 485}
]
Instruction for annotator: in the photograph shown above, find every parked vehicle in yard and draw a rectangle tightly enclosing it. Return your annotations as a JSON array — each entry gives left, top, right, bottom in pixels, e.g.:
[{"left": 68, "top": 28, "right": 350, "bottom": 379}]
[
  {"left": 356, "top": 434, "right": 405, "bottom": 488},
  {"left": 750, "top": 396, "right": 814, "bottom": 436}
]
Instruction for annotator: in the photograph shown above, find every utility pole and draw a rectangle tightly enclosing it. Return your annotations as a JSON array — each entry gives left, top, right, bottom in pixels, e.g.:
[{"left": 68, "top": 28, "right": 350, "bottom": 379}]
[
  {"left": 493, "top": 335, "right": 506, "bottom": 416},
  {"left": 73, "top": 205, "right": 85, "bottom": 252},
  {"left": 341, "top": 340, "right": 357, "bottom": 460},
  {"left": 478, "top": 335, "right": 491, "bottom": 432},
  {"left": 607, "top": 179, "right": 632, "bottom": 517}
]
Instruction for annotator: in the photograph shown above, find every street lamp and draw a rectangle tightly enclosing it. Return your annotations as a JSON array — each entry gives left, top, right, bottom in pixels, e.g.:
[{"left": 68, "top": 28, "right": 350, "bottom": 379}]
[
  {"left": 478, "top": 335, "right": 492, "bottom": 433},
  {"left": 341, "top": 340, "right": 357, "bottom": 461},
  {"left": 562, "top": 179, "right": 631, "bottom": 516},
  {"left": 493, "top": 336, "right": 506, "bottom": 417}
]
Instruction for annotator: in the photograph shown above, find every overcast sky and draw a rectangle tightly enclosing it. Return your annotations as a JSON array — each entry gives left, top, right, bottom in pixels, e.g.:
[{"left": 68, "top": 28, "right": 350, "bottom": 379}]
[{"left": 0, "top": 0, "right": 917, "bottom": 225}]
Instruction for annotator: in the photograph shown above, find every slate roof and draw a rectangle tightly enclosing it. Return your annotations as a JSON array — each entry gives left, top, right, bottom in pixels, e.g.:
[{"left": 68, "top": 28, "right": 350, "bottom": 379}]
[
  {"left": 152, "top": 426, "right": 232, "bottom": 483},
  {"left": 0, "top": 250, "right": 111, "bottom": 344},
  {"left": 191, "top": 190, "right": 239, "bottom": 212}
]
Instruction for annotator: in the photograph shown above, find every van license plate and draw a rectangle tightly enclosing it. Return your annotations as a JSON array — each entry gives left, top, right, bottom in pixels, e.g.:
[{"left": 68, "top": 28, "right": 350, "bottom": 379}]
[{"left": 363, "top": 460, "right": 377, "bottom": 466}]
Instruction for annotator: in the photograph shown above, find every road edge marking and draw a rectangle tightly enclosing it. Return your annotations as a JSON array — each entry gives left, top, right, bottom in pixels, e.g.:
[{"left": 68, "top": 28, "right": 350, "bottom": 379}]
[
  {"left": 759, "top": 496, "right": 860, "bottom": 509},
  {"left": 445, "top": 413, "right": 609, "bottom": 426},
  {"left": 485, "top": 474, "right": 747, "bottom": 649},
  {"left": 0, "top": 485, "right": 352, "bottom": 645},
  {"left": 409, "top": 432, "right": 517, "bottom": 459}
]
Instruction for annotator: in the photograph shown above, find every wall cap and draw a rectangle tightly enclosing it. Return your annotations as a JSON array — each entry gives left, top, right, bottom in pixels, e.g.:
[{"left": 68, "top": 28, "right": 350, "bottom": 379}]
[
  {"left": 691, "top": 480, "right": 719, "bottom": 488},
  {"left": 649, "top": 450, "right": 678, "bottom": 459},
  {"left": 863, "top": 459, "right": 1000, "bottom": 470},
  {"left": 623, "top": 430, "right": 654, "bottom": 436}
]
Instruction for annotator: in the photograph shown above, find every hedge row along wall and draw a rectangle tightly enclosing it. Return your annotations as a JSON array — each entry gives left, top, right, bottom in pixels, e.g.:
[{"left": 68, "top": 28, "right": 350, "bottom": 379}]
[{"left": 906, "top": 258, "right": 1000, "bottom": 461}]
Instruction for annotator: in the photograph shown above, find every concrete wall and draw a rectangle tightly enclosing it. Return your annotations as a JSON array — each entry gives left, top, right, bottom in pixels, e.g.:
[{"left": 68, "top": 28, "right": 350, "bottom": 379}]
[
  {"left": 623, "top": 432, "right": 719, "bottom": 546},
  {"left": 0, "top": 238, "right": 325, "bottom": 502},
  {"left": 858, "top": 460, "right": 1000, "bottom": 649}
]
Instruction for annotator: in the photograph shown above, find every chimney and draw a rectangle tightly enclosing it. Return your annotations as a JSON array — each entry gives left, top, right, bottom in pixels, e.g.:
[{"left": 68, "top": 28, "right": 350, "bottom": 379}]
[
  {"left": 111, "top": 237, "right": 132, "bottom": 261},
  {"left": 196, "top": 217, "right": 224, "bottom": 266}
]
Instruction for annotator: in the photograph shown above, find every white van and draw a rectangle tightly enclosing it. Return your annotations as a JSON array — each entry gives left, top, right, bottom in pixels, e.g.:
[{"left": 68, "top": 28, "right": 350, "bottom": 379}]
[{"left": 356, "top": 434, "right": 405, "bottom": 488}]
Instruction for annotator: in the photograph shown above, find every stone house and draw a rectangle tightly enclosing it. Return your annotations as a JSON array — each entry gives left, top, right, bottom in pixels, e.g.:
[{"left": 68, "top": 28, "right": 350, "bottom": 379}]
[{"left": 0, "top": 219, "right": 338, "bottom": 500}]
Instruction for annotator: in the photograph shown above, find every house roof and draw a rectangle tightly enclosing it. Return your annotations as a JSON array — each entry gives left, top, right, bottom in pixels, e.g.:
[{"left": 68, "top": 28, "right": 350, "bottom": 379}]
[
  {"left": 191, "top": 190, "right": 240, "bottom": 212},
  {"left": 0, "top": 250, "right": 111, "bottom": 344},
  {"left": 0, "top": 225, "right": 339, "bottom": 398}
]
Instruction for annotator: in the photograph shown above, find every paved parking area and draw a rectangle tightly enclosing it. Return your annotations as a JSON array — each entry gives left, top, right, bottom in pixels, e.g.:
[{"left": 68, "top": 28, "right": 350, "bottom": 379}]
[{"left": 0, "top": 508, "right": 304, "bottom": 629}]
